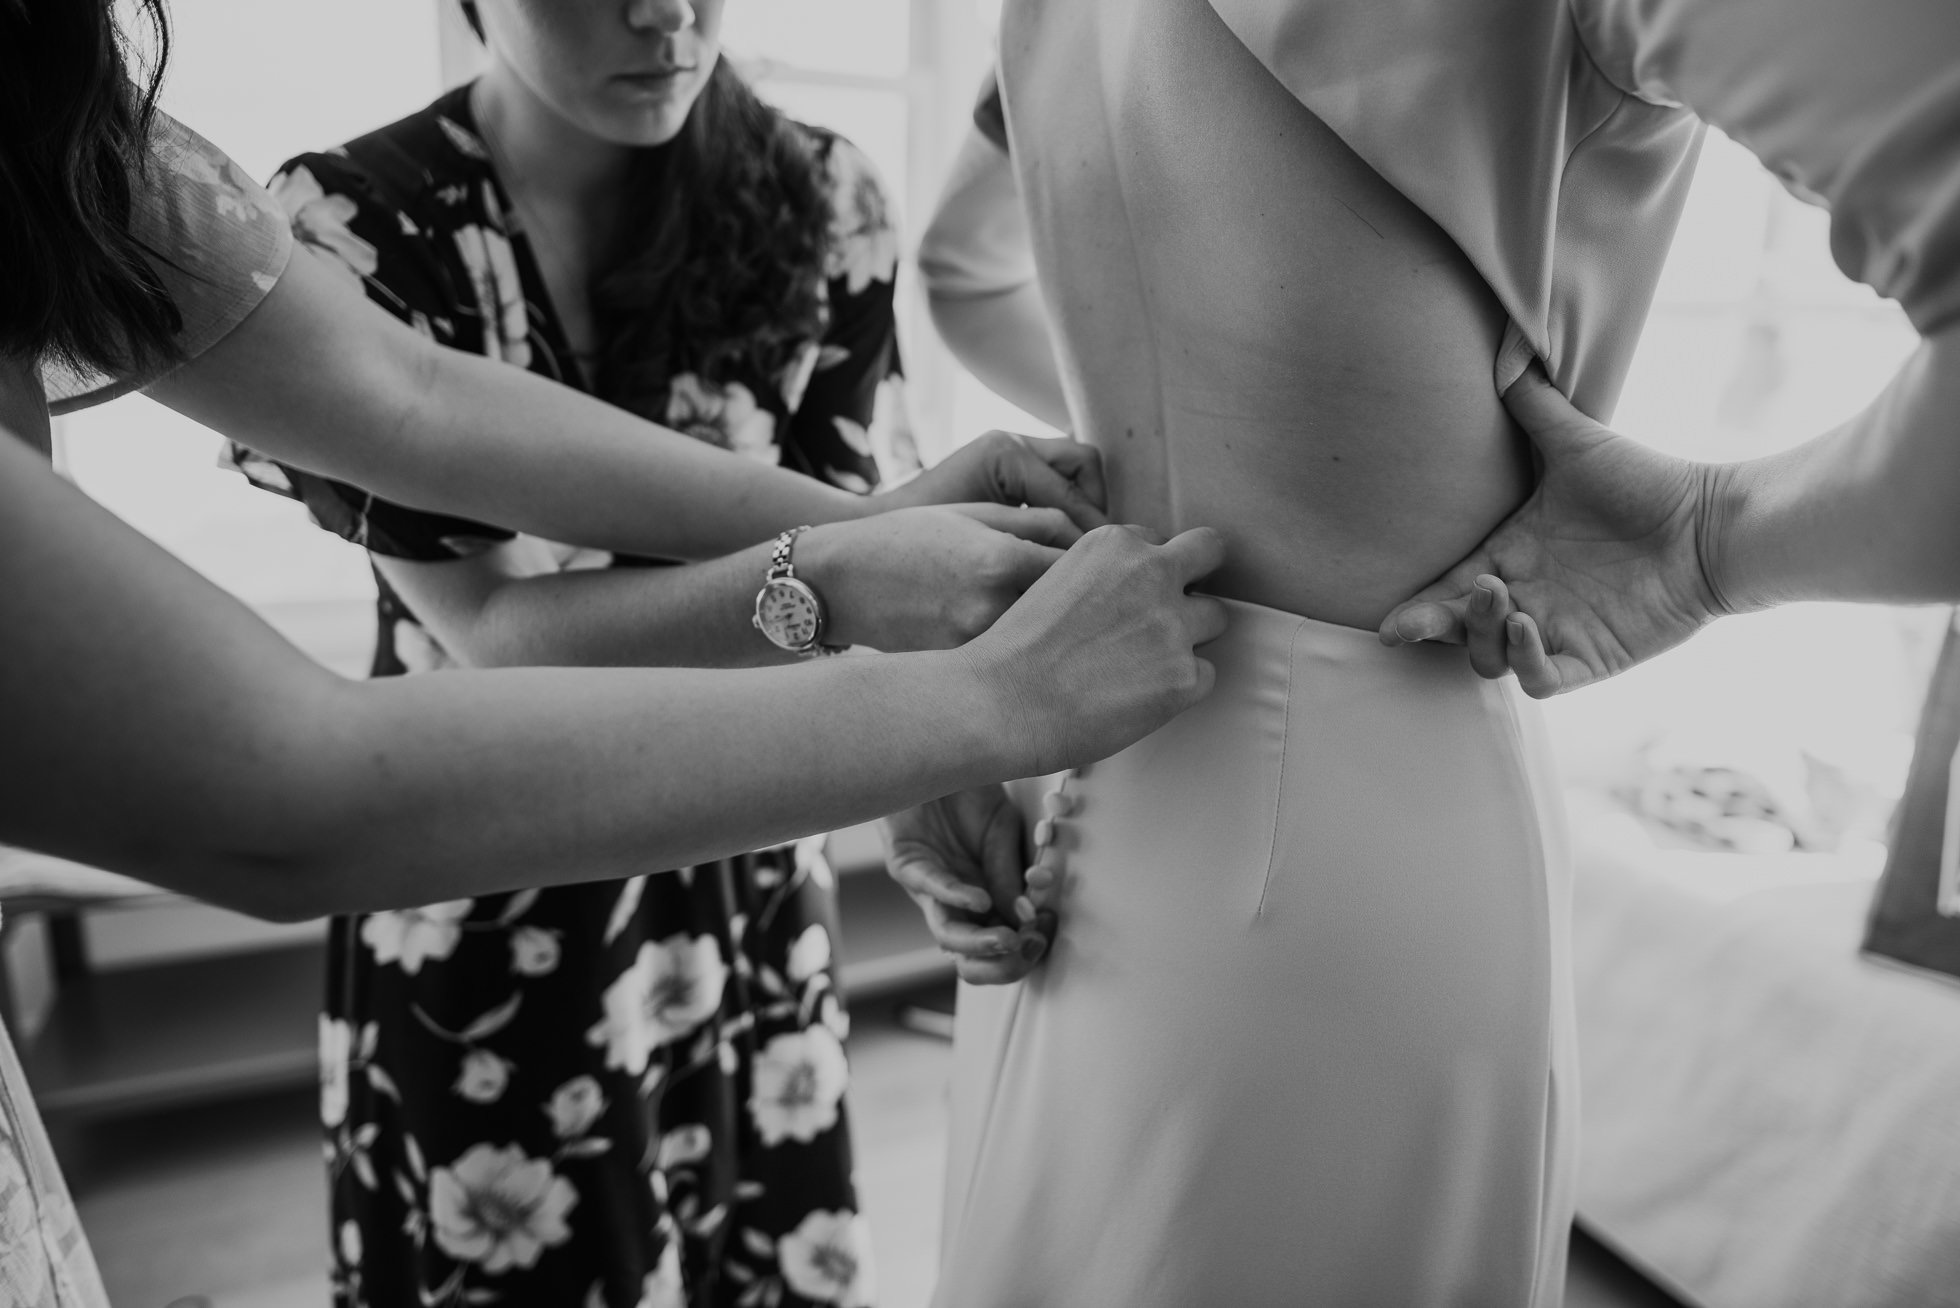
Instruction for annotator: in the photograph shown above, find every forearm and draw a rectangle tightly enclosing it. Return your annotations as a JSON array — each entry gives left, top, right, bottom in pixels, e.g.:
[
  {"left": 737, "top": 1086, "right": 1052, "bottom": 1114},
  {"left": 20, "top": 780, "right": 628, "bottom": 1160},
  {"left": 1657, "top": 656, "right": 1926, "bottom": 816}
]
[
  {"left": 146, "top": 247, "right": 870, "bottom": 560},
  {"left": 1708, "top": 328, "right": 1960, "bottom": 609},
  {"left": 928, "top": 287, "right": 1073, "bottom": 430},
  {"left": 300, "top": 653, "right": 1008, "bottom": 915},
  {"left": 0, "top": 431, "right": 1015, "bottom": 918},
  {"left": 427, "top": 545, "right": 794, "bottom": 670}
]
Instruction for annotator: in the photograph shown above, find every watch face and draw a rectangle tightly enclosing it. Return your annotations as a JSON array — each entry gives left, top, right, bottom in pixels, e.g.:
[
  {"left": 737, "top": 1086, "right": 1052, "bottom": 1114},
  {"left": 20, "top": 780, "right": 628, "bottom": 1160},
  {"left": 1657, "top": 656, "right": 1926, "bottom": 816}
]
[{"left": 757, "top": 579, "right": 823, "bottom": 650}]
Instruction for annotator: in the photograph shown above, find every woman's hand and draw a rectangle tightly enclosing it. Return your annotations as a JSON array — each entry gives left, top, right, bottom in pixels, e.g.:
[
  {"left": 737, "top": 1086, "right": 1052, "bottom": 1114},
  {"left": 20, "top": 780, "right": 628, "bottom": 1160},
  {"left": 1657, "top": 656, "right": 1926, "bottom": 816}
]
[
  {"left": 965, "top": 523, "right": 1229, "bottom": 774},
  {"left": 875, "top": 431, "right": 1108, "bottom": 532},
  {"left": 1378, "top": 368, "right": 1735, "bottom": 697},
  {"left": 883, "top": 786, "right": 1054, "bottom": 985},
  {"left": 884, "top": 525, "right": 1225, "bottom": 983},
  {"left": 800, "top": 504, "right": 1079, "bottom": 652}
]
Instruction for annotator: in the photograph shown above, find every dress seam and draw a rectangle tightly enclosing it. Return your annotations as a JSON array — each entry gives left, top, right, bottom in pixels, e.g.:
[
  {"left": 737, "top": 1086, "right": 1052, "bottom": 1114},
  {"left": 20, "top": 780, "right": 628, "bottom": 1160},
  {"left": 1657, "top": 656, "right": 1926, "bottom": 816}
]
[
  {"left": 1490, "top": 678, "right": 1563, "bottom": 1307},
  {"left": 1254, "top": 620, "right": 1306, "bottom": 917}
]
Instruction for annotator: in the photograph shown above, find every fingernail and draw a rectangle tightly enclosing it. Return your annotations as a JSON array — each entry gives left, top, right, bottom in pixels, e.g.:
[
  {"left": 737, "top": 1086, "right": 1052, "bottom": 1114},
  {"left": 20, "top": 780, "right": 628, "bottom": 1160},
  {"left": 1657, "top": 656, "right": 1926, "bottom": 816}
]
[
  {"left": 1026, "top": 865, "right": 1055, "bottom": 890},
  {"left": 1507, "top": 617, "right": 1525, "bottom": 646},
  {"left": 1015, "top": 896, "right": 1037, "bottom": 924},
  {"left": 1473, "top": 585, "right": 1492, "bottom": 613}
]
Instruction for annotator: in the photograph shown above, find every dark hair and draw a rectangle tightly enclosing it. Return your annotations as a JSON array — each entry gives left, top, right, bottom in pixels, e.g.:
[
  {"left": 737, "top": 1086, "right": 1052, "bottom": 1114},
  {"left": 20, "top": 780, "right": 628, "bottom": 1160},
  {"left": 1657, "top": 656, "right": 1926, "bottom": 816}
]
[
  {"left": 590, "top": 62, "right": 833, "bottom": 421},
  {"left": 0, "top": 0, "right": 183, "bottom": 377},
  {"left": 456, "top": 3, "right": 832, "bottom": 418}
]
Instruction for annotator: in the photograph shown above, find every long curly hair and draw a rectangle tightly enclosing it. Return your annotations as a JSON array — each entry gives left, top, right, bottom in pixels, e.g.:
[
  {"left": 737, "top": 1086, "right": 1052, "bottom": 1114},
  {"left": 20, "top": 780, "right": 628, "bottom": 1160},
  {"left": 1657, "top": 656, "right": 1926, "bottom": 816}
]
[
  {"left": 0, "top": 0, "right": 183, "bottom": 377},
  {"left": 589, "top": 61, "right": 833, "bottom": 422}
]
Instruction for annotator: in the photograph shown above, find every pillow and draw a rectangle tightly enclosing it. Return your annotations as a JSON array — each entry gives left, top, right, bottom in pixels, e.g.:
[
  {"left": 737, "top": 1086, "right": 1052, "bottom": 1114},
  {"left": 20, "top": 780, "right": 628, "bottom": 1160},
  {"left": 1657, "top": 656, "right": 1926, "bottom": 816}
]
[{"left": 1863, "top": 611, "right": 1960, "bottom": 980}]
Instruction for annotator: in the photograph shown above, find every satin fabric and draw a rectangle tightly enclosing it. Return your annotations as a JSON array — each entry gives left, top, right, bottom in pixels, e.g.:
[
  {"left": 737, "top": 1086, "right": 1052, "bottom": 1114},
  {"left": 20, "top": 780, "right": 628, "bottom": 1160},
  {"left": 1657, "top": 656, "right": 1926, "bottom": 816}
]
[
  {"left": 1198, "top": 0, "right": 1960, "bottom": 418},
  {"left": 940, "top": 601, "right": 1574, "bottom": 1306}
]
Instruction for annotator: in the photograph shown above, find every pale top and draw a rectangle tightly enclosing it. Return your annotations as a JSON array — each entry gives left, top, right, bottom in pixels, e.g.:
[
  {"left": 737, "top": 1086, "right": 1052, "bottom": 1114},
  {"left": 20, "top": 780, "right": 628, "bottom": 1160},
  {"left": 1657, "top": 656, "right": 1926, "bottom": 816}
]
[
  {"left": 1201, "top": 0, "right": 1960, "bottom": 416},
  {"left": 966, "top": 0, "right": 1960, "bottom": 625}
]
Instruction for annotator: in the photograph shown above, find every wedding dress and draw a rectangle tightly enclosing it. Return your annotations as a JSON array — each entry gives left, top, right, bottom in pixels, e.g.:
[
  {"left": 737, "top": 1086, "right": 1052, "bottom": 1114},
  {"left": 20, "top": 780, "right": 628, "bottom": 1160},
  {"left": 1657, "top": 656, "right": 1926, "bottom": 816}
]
[{"left": 934, "top": 0, "right": 1960, "bottom": 1301}]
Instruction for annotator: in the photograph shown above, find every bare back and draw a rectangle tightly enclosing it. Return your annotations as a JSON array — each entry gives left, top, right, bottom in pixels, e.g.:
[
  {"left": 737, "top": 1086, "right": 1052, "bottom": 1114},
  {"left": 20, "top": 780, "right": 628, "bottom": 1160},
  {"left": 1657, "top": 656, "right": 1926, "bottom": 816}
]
[{"left": 1002, "top": 0, "right": 1531, "bottom": 627}]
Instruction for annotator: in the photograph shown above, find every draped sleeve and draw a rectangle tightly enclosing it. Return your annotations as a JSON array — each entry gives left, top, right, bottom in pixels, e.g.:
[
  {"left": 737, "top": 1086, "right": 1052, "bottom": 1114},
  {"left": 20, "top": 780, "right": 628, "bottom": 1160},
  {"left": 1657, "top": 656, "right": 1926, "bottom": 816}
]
[
  {"left": 1573, "top": 0, "right": 1960, "bottom": 336},
  {"left": 44, "top": 112, "right": 293, "bottom": 414}
]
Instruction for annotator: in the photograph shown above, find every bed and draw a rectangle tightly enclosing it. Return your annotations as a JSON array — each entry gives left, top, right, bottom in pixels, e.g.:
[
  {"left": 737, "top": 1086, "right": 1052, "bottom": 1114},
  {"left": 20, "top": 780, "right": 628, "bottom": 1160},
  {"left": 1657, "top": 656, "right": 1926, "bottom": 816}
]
[{"left": 1570, "top": 799, "right": 1960, "bottom": 1308}]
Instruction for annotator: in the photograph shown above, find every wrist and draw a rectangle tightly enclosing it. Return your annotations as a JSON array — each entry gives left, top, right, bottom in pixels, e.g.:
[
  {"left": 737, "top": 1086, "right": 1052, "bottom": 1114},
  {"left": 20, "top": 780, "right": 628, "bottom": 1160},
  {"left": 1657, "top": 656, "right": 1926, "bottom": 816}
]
[
  {"left": 1694, "top": 458, "right": 1763, "bottom": 617},
  {"left": 791, "top": 523, "right": 862, "bottom": 648},
  {"left": 933, "top": 645, "right": 1033, "bottom": 783}
]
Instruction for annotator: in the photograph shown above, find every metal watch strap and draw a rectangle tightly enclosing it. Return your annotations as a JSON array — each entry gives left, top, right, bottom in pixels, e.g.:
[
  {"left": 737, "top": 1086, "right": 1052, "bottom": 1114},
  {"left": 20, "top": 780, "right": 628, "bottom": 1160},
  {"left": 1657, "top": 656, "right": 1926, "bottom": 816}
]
[
  {"left": 768, "top": 525, "right": 810, "bottom": 579},
  {"left": 764, "top": 527, "right": 842, "bottom": 657}
]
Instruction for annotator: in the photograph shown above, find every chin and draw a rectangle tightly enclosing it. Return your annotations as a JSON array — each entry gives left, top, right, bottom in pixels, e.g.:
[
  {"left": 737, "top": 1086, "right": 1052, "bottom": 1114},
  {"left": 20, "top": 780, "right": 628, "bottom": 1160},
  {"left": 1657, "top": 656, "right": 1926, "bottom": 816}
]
[{"left": 592, "top": 84, "right": 704, "bottom": 147}]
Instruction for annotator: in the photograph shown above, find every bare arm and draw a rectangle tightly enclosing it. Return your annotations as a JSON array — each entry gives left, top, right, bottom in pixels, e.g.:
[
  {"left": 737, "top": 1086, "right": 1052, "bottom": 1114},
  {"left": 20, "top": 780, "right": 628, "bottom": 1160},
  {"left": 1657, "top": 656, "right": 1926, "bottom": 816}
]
[
  {"left": 1, "top": 374, "right": 1226, "bottom": 919},
  {"left": 920, "top": 127, "right": 1073, "bottom": 430},
  {"left": 1709, "top": 331, "right": 1960, "bottom": 609},
  {"left": 1383, "top": 0, "right": 1960, "bottom": 693},
  {"left": 146, "top": 248, "right": 1108, "bottom": 559},
  {"left": 377, "top": 501, "right": 1086, "bottom": 669}
]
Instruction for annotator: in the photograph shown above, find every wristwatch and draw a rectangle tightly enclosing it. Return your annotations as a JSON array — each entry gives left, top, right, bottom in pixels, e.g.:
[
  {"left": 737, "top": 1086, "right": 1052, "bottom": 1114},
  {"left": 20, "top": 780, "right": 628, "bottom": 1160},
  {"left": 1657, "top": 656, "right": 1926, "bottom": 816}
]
[{"left": 753, "top": 526, "right": 843, "bottom": 657}]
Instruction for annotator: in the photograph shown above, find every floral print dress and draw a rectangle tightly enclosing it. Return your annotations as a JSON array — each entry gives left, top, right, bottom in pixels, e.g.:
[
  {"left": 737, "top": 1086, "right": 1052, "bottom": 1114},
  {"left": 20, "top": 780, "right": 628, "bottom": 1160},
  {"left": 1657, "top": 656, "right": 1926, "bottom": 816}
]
[{"left": 228, "top": 85, "right": 900, "bottom": 1308}]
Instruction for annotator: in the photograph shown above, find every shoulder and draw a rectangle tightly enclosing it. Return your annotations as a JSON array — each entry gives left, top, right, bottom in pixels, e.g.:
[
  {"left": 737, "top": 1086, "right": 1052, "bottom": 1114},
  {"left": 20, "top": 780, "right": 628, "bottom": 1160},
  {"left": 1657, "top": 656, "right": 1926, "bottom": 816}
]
[
  {"left": 794, "top": 125, "right": 900, "bottom": 295},
  {"left": 274, "top": 87, "right": 482, "bottom": 217}
]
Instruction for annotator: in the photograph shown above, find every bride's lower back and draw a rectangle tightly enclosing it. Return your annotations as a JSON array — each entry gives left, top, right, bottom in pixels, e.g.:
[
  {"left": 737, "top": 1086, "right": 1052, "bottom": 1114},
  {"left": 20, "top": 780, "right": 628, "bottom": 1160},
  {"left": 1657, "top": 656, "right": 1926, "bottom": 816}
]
[{"left": 1006, "top": 0, "right": 1531, "bottom": 628}]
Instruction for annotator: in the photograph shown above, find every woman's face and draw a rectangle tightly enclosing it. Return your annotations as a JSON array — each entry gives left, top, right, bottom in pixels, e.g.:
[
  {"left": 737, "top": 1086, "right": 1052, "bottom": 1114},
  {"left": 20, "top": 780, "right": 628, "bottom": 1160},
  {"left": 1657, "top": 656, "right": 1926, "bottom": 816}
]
[{"left": 476, "top": 0, "right": 726, "bottom": 147}]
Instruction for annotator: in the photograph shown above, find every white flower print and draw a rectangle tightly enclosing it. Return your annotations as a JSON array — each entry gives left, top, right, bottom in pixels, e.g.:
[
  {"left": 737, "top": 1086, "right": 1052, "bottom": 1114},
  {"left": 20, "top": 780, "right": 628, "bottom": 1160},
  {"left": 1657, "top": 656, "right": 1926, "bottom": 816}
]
[
  {"left": 665, "top": 373, "right": 780, "bottom": 464},
  {"left": 749, "top": 1027, "right": 849, "bottom": 1146},
  {"left": 636, "top": 1240, "right": 685, "bottom": 1308},
  {"left": 796, "top": 836, "right": 835, "bottom": 890},
  {"left": 319, "top": 1014, "right": 353, "bottom": 1128},
  {"left": 778, "top": 1209, "right": 877, "bottom": 1307},
  {"left": 832, "top": 416, "right": 874, "bottom": 458},
  {"left": 269, "top": 165, "right": 379, "bottom": 289},
  {"left": 454, "top": 211, "right": 532, "bottom": 368},
  {"left": 780, "top": 341, "right": 822, "bottom": 412},
  {"left": 509, "top": 925, "right": 561, "bottom": 977},
  {"left": 437, "top": 115, "right": 492, "bottom": 161},
  {"left": 822, "top": 140, "right": 899, "bottom": 296},
  {"left": 454, "top": 1049, "right": 513, "bottom": 1104},
  {"left": 654, "top": 1123, "right": 712, "bottom": 1170},
  {"left": 786, "top": 923, "right": 832, "bottom": 984},
  {"left": 429, "top": 1143, "right": 577, "bottom": 1273},
  {"left": 361, "top": 901, "right": 473, "bottom": 974},
  {"left": 586, "top": 934, "right": 729, "bottom": 1074},
  {"left": 819, "top": 990, "right": 851, "bottom": 1043},
  {"left": 338, "top": 1220, "right": 363, "bottom": 1268},
  {"left": 544, "top": 1076, "right": 608, "bottom": 1140}
]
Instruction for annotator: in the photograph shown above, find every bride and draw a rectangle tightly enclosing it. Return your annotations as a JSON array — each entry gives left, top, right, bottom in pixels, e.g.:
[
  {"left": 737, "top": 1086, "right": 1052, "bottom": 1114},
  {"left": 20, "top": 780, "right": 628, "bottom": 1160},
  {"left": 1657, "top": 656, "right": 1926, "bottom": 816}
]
[{"left": 891, "top": 0, "right": 1960, "bottom": 1302}]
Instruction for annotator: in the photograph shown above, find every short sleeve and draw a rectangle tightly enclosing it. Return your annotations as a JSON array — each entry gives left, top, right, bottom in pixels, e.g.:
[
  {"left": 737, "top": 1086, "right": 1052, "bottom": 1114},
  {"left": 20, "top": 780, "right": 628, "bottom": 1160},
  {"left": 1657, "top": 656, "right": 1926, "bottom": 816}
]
[
  {"left": 44, "top": 112, "right": 293, "bottom": 413},
  {"left": 1573, "top": 0, "right": 1960, "bottom": 334}
]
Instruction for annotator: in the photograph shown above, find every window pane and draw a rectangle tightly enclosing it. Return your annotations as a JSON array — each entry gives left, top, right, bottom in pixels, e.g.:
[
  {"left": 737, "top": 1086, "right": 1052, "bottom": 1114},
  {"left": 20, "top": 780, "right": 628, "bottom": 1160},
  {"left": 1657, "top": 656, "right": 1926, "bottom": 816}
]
[
  {"left": 722, "top": 0, "right": 909, "bottom": 79},
  {"left": 59, "top": 0, "right": 439, "bottom": 619}
]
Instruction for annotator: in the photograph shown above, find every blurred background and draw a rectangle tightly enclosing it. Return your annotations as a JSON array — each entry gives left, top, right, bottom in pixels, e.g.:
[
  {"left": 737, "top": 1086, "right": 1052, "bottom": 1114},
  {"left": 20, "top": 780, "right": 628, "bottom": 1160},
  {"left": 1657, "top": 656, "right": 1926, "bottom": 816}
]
[{"left": 5, "top": 3, "right": 1948, "bottom": 1307}]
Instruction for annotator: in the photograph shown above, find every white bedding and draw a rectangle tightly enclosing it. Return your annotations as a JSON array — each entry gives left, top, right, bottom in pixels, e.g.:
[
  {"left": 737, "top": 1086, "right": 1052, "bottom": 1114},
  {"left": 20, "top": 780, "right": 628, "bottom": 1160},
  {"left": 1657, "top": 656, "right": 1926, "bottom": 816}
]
[{"left": 1572, "top": 807, "right": 1960, "bottom": 1308}]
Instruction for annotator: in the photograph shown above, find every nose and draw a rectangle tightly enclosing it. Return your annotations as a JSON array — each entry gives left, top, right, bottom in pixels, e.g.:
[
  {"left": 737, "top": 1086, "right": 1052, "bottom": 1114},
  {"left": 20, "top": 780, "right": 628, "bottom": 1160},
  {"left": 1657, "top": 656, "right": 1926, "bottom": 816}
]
[{"left": 625, "top": 0, "right": 694, "bottom": 34}]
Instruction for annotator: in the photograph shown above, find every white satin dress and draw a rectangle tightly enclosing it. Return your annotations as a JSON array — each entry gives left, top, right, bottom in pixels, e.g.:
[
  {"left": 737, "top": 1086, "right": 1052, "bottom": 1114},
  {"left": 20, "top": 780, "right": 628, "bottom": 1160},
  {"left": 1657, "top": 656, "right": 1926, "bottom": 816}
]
[{"left": 933, "top": 0, "right": 1960, "bottom": 1302}]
